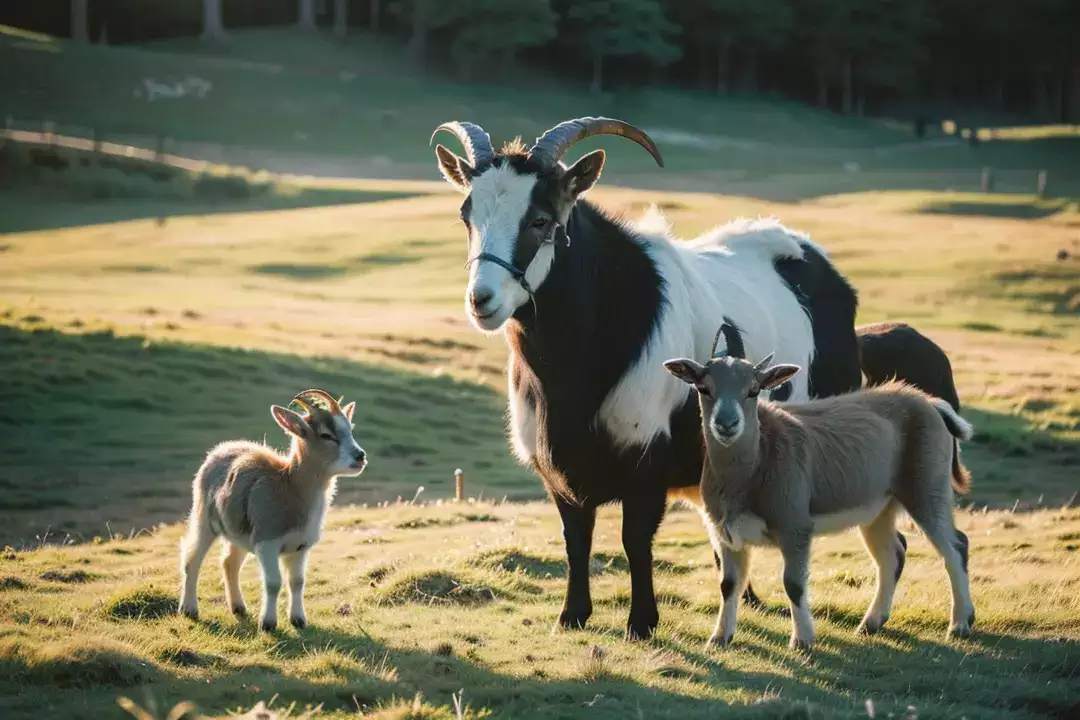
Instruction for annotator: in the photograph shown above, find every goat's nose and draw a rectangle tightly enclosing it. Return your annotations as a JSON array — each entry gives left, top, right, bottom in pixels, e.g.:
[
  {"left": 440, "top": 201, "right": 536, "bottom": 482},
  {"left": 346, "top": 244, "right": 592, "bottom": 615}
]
[
  {"left": 470, "top": 288, "right": 495, "bottom": 309},
  {"left": 355, "top": 449, "right": 367, "bottom": 463},
  {"left": 716, "top": 418, "right": 739, "bottom": 432}
]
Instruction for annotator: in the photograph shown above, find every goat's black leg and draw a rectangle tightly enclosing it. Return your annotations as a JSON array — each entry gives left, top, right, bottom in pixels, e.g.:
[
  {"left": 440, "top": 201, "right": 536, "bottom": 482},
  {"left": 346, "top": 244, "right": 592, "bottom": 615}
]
[
  {"left": 741, "top": 582, "right": 765, "bottom": 610},
  {"left": 622, "top": 487, "right": 666, "bottom": 641},
  {"left": 554, "top": 497, "right": 596, "bottom": 631}
]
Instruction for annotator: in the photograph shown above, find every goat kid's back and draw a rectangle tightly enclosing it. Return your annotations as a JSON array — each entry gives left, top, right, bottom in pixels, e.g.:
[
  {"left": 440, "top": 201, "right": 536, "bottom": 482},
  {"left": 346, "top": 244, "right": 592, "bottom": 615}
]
[{"left": 762, "top": 381, "right": 970, "bottom": 524}]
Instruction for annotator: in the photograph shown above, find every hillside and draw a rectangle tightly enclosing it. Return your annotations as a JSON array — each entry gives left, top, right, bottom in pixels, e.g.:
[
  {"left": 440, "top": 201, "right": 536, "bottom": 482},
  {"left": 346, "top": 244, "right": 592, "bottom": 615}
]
[{"left": 4, "top": 26, "right": 1080, "bottom": 200}]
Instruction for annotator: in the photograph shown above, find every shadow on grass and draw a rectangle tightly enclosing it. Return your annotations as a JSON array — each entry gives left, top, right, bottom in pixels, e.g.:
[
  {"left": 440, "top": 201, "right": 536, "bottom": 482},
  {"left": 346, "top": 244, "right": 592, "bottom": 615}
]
[
  {"left": 0, "top": 185, "right": 424, "bottom": 234},
  {"left": 0, "top": 325, "right": 530, "bottom": 546},
  {"left": 917, "top": 200, "right": 1067, "bottom": 220},
  {"left": 2, "top": 613, "right": 1075, "bottom": 719},
  {"left": 993, "top": 265, "right": 1080, "bottom": 316}
]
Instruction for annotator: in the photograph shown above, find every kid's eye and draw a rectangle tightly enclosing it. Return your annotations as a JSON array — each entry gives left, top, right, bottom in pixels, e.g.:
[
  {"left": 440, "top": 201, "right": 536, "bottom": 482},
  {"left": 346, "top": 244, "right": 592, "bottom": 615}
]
[
  {"left": 531, "top": 217, "right": 548, "bottom": 229},
  {"left": 319, "top": 432, "right": 336, "bottom": 441}
]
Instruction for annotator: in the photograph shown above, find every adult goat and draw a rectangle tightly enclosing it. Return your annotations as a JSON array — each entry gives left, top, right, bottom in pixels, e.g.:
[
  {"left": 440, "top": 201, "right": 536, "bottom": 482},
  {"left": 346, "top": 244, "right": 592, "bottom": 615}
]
[{"left": 431, "top": 117, "right": 861, "bottom": 639}]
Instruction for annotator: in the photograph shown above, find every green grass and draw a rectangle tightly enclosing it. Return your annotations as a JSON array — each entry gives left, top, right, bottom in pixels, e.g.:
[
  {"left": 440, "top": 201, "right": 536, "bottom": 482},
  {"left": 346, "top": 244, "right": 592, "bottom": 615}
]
[{"left": 1, "top": 502, "right": 1078, "bottom": 719}]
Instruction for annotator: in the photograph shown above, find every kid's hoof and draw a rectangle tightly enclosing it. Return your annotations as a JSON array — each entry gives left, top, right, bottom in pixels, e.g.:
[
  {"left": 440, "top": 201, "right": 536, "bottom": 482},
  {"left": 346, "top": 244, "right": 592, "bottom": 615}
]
[
  {"left": 707, "top": 633, "right": 734, "bottom": 647},
  {"left": 741, "top": 585, "right": 765, "bottom": 610},
  {"left": 948, "top": 621, "right": 973, "bottom": 639},
  {"left": 290, "top": 616, "right": 307, "bottom": 630},
  {"left": 231, "top": 605, "right": 247, "bottom": 618},
  {"left": 260, "top": 619, "right": 277, "bottom": 632},
  {"left": 179, "top": 604, "right": 198, "bottom": 620},
  {"left": 625, "top": 623, "right": 656, "bottom": 642},
  {"left": 790, "top": 637, "right": 813, "bottom": 653},
  {"left": 856, "top": 618, "right": 884, "bottom": 636}
]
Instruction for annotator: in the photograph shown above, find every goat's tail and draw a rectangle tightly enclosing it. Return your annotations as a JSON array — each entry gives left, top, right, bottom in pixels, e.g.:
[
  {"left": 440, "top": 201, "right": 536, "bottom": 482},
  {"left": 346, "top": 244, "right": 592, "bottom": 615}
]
[{"left": 932, "top": 399, "right": 973, "bottom": 495}]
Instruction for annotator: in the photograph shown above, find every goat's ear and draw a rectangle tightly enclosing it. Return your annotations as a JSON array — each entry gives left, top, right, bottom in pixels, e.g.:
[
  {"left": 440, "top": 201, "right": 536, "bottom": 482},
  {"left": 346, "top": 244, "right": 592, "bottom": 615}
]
[
  {"left": 561, "top": 149, "right": 605, "bottom": 199},
  {"left": 759, "top": 364, "right": 801, "bottom": 391},
  {"left": 271, "top": 405, "right": 311, "bottom": 438},
  {"left": 342, "top": 401, "right": 356, "bottom": 422},
  {"left": 435, "top": 144, "right": 473, "bottom": 193},
  {"left": 663, "top": 358, "right": 706, "bottom": 386}
]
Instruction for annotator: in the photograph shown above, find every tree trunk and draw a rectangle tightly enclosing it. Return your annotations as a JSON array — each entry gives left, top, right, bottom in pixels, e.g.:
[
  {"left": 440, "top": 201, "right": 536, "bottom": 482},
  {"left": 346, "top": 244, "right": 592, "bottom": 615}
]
[
  {"left": 71, "top": 0, "right": 89, "bottom": 42},
  {"left": 298, "top": 0, "right": 317, "bottom": 30},
  {"left": 1034, "top": 67, "right": 1050, "bottom": 118},
  {"left": 333, "top": 0, "right": 347, "bottom": 36},
  {"left": 590, "top": 52, "right": 604, "bottom": 94},
  {"left": 815, "top": 64, "right": 828, "bottom": 107},
  {"left": 841, "top": 55, "right": 854, "bottom": 115},
  {"left": 407, "top": 9, "right": 427, "bottom": 63},
  {"left": 741, "top": 46, "right": 759, "bottom": 93},
  {"left": 370, "top": 0, "right": 380, "bottom": 31},
  {"left": 201, "top": 0, "right": 227, "bottom": 42},
  {"left": 716, "top": 36, "right": 732, "bottom": 95}
]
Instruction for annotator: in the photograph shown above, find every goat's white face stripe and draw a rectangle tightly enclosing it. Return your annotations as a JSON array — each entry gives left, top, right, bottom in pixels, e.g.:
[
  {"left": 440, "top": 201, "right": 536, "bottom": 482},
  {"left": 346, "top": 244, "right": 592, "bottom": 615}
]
[{"left": 465, "top": 165, "right": 541, "bottom": 332}]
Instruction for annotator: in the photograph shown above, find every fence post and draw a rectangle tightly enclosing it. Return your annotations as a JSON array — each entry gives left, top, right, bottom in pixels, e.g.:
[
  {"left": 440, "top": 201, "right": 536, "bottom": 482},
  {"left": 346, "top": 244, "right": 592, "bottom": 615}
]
[
  {"left": 1036, "top": 170, "right": 1048, "bottom": 198},
  {"left": 980, "top": 167, "right": 994, "bottom": 193},
  {"left": 455, "top": 468, "right": 464, "bottom": 502},
  {"left": 155, "top": 134, "right": 167, "bottom": 162},
  {"left": 92, "top": 127, "right": 101, "bottom": 154},
  {"left": 43, "top": 119, "right": 54, "bottom": 144}
]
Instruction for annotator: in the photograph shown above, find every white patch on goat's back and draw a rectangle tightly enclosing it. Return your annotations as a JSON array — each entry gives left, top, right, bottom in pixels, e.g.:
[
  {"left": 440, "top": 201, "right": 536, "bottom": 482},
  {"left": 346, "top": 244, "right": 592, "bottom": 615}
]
[
  {"left": 597, "top": 215, "right": 816, "bottom": 450},
  {"left": 811, "top": 497, "right": 890, "bottom": 535}
]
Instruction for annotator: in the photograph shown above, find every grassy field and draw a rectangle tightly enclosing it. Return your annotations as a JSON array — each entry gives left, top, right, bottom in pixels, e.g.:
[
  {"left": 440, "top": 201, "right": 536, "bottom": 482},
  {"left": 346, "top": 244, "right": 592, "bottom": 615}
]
[{"left": 2, "top": 22, "right": 1080, "bottom": 720}]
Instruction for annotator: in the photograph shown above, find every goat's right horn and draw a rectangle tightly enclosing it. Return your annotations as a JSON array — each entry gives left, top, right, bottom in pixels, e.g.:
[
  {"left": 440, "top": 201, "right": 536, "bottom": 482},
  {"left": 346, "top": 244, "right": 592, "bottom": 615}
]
[
  {"left": 430, "top": 121, "right": 494, "bottom": 168},
  {"left": 528, "top": 116, "right": 664, "bottom": 169},
  {"left": 753, "top": 353, "right": 776, "bottom": 372},
  {"left": 294, "top": 388, "right": 342, "bottom": 415}
]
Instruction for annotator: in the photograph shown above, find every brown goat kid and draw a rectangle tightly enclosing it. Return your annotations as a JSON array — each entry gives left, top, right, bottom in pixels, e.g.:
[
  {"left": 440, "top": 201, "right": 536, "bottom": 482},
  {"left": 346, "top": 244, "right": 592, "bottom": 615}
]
[
  {"left": 664, "top": 352, "right": 975, "bottom": 651},
  {"left": 178, "top": 389, "right": 367, "bottom": 631}
]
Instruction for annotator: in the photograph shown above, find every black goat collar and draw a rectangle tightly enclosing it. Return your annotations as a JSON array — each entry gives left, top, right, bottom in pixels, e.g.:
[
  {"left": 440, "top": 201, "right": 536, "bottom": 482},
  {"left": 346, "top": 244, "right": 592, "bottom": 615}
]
[{"left": 464, "top": 223, "right": 571, "bottom": 295}]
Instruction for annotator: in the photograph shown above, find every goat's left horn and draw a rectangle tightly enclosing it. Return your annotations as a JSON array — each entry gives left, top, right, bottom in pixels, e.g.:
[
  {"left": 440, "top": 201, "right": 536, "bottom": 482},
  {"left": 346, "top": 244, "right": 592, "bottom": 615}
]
[
  {"left": 528, "top": 117, "right": 664, "bottom": 169},
  {"left": 430, "top": 121, "right": 494, "bottom": 168},
  {"left": 294, "top": 388, "right": 342, "bottom": 415}
]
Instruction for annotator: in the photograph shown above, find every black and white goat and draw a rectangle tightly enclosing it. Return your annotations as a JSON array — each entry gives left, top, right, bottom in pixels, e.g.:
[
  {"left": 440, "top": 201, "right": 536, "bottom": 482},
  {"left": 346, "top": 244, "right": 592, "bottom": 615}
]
[{"left": 431, "top": 117, "right": 862, "bottom": 639}]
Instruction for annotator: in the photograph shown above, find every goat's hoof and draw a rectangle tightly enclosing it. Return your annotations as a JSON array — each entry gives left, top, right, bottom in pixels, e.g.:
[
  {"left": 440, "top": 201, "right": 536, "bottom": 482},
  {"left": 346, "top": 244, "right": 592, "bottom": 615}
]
[
  {"left": 290, "top": 616, "right": 307, "bottom": 630},
  {"left": 231, "top": 605, "right": 247, "bottom": 619},
  {"left": 179, "top": 604, "right": 198, "bottom": 620},
  {"left": 260, "top": 619, "right": 277, "bottom": 632},
  {"left": 857, "top": 618, "right": 883, "bottom": 636},
  {"left": 625, "top": 612, "right": 659, "bottom": 642},
  {"left": 554, "top": 608, "right": 591, "bottom": 632}
]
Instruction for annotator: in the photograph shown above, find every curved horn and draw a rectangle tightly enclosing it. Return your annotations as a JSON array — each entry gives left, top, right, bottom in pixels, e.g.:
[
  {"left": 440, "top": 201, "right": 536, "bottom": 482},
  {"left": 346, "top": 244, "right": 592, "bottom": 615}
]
[
  {"left": 430, "top": 121, "right": 494, "bottom": 168},
  {"left": 528, "top": 117, "right": 664, "bottom": 169},
  {"left": 290, "top": 396, "right": 315, "bottom": 418},
  {"left": 753, "top": 353, "right": 776, "bottom": 372},
  {"left": 719, "top": 321, "right": 745, "bottom": 359},
  {"left": 710, "top": 326, "right": 725, "bottom": 358},
  {"left": 293, "top": 388, "right": 342, "bottom": 415}
]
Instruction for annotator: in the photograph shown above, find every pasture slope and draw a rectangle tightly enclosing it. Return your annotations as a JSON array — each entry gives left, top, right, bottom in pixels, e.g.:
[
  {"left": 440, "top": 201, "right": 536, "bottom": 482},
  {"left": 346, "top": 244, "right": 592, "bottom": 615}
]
[{"left": 1, "top": 24, "right": 1080, "bottom": 720}]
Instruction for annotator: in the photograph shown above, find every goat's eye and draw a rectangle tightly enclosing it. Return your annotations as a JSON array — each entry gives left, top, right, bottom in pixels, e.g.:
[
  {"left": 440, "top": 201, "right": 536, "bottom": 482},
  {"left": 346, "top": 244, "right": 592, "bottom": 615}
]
[
  {"left": 747, "top": 389, "right": 760, "bottom": 398},
  {"left": 695, "top": 384, "right": 711, "bottom": 398},
  {"left": 531, "top": 217, "right": 548, "bottom": 230},
  {"left": 319, "top": 432, "right": 335, "bottom": 441}
]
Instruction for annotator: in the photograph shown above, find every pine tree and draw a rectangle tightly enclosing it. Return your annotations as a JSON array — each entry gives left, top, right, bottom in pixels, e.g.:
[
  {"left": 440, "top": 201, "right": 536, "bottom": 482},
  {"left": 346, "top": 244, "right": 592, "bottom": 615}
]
[{"left": 567, "top": 0, "right": 681, "bottom": 94}]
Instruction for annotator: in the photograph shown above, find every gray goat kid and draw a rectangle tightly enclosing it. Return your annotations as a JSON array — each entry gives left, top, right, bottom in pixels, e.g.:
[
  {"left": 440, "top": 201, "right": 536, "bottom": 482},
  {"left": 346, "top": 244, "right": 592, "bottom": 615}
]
[
  {"left": 664, "top": 340, "right": 975, "bottom": 651},
  {"left": 179, "top": 389, "right": 367, "bottom": 631}
]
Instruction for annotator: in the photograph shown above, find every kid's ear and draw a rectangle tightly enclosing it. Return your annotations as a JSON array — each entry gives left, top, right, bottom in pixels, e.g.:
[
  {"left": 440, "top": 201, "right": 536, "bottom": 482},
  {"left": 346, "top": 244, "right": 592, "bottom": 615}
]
[
  {"left": 663, "top": 358, "right": 707, "bottom": 386},
  {"left": 759, "top": 364, "right": 801, "bottom": 391},
  {"left": 342, "top": 401, "right": 356, "bottom": 422},
  {"left": 271, "top": 405, "right": 311, "bottom": 438}
]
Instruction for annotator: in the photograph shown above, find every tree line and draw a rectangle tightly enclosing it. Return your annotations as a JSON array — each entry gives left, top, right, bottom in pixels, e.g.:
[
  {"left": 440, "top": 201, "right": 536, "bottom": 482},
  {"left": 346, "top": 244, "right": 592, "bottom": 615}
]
[{"left": 11, "top": 0, "right": 1080, "bottom": 121}]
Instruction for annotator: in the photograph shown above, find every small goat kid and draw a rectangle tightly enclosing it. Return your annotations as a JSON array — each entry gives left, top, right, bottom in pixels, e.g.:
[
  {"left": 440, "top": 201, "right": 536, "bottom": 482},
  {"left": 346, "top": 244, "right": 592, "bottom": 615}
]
[
  {"left": 664, "top": 348, "right": 975, "bottom": 651},
  {"left": 179, "top": 389, "right": 366, "bottom": 631}
]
